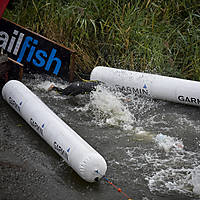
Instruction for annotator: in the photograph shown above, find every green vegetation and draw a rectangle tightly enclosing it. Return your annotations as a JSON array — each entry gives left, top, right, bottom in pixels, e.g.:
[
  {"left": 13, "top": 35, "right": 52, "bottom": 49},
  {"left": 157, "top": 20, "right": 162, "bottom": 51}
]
[{"left": 4, "top": 0, "right": 200, "bottom": 80}]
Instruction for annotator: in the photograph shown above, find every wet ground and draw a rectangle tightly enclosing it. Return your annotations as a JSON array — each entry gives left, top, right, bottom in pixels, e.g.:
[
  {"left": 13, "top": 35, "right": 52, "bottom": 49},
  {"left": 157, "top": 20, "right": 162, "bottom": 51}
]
[{"left": 1, "top": 74, "right": 200, "bottom": 200}]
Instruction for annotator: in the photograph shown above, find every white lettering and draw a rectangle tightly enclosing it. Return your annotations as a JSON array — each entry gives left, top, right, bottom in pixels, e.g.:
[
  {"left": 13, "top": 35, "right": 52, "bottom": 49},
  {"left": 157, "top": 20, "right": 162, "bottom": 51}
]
[
  {"left": 13, "top": 32, "right": 24, "bottom": 55},
  {"left": 0, "top": 31, "right": 9, "bottom": 49}
]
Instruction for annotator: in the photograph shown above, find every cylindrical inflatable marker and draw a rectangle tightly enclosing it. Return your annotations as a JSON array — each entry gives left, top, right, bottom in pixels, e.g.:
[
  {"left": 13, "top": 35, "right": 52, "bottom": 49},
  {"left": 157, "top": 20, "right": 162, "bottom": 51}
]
[
  {"left": 2, "top": 80, "right": 107, "bottom": 182},
  {"left": 90, "top": 66, "right": 200, "bottom": 107}
]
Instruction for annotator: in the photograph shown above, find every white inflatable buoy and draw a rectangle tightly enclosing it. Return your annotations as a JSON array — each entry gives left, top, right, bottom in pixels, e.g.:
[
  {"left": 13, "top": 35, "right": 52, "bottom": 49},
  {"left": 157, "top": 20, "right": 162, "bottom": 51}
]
[
  {"left": 90, "top": 66, "right": 200, "bottom": 107},
  {"left": 2, "top": 80, "right": 107, "bottom": 182}
]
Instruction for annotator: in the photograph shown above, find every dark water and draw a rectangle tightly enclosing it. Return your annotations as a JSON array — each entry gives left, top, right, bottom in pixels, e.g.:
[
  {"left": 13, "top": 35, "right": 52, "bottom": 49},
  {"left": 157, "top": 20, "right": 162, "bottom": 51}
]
[{"left": 1, "top": 74, "right": 200, "bottom": 200}]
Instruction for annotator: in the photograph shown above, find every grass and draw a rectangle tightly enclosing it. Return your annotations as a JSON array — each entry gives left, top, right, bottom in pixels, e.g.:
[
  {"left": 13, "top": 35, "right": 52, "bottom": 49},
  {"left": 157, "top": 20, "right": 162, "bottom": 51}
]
[{"left": 3, "top": 0, "right": 200, "bottom": 80}]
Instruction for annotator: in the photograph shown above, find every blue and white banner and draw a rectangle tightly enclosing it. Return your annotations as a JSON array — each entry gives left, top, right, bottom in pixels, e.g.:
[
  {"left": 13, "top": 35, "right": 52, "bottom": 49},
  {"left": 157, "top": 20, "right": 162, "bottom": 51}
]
[{"left": 0, "top": 18, "right": 74, "bottom": 80}]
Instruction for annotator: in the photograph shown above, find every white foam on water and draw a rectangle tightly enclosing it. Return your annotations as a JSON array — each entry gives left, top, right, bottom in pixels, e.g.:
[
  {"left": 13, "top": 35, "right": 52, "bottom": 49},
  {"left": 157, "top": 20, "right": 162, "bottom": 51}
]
[
  {"left": 154, "top": 133, "right": 184, "bottom": 153},
  {"left": 147, "top": 165, "right": 200, "bottom": 196},
  {"left": 130, "top": 127, "right": 155, "bottom": 142},
  {"left": 36, "top": 80, "right": 56, "bottom": 91},
  {"left": 36, "top": 80, "right": 70, "bottom": 92},
  {"left": 88, "top": 85, "right": 136, "bottom": 130},
  {"left": 190, "top": 166, "right": 200, "bottom": 195},
  {"left": 34, "top": 80, "right": 72, "bottom": 100},
  {"left": 73, "top": 84, "right": 162, "bottom": 131},
  {"left": 144, "top": 134, "right": 200, "bottom": 197}
]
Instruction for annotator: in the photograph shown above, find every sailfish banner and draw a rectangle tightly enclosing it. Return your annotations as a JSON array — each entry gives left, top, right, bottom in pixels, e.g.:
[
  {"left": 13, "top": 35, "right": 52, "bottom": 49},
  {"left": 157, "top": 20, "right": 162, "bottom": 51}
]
[{"left": 0, "top": 18, "right": 75, "bottom": 80}]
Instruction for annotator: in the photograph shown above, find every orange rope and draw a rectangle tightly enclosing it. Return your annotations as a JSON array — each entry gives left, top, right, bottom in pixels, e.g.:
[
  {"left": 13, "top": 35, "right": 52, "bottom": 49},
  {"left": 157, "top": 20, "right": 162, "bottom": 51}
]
[{"left": 95, "top": 170, "right": 133, "bottom": 200}]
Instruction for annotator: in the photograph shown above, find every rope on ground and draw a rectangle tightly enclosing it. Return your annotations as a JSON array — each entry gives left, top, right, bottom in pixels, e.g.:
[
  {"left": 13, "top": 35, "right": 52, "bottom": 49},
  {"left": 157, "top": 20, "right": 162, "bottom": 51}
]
[{"left": 95, "top": 170, "right": 133, "bottom": 200}]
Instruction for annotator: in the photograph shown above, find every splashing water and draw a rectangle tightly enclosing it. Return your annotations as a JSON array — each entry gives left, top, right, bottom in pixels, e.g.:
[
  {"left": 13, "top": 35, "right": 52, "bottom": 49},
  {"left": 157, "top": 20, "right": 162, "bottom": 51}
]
[
  {"left": 35, "top": 80, "right": 71, "bottom": 101},
  {"left": 36, "top": 80, "right": 56, "bottom": 91},
  {"left": 30, "top": 77, "right": 158, "bottom": 132},
  {"left": 190, "top": 166, "right": 200, "bottom": 195},
  {"left": 21, "top": 75, "right": 200, "bottom": 199},
  {"left": 34, "top": 80, "right": 136, "bottom": 130},
  {"left": 147, "top": 165, "right": 200, "bottom": 196},
  {"left": 145, "top": 133, "right": 200, "bottom": 197},
  {"left": 89, "top": 85, "right": 135, "bottom": 130},
  {"left": 154, "top": 133, "right": 184, "bottom": 153}
]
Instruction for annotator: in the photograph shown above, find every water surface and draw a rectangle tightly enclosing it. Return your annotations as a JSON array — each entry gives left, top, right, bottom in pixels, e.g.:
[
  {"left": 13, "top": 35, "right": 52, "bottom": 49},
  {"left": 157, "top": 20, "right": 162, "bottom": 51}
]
[{"left": 1, "top": 74, "right": 200, "bottom": 200}]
